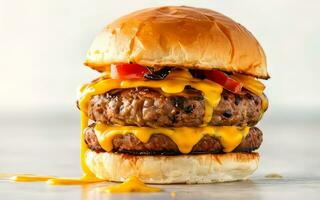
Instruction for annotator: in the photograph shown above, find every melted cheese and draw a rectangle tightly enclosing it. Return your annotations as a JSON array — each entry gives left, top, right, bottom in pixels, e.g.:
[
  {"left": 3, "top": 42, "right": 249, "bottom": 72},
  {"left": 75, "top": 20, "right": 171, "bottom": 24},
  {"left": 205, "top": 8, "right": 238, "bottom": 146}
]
[
  {"left": 80, "top": 112, "right": 99, "bottom": 179},
  {"left": 100, "top": 176, "right": 161, "bottom": 193},
  {"left": 9, "top": 175, "right": 55, "bottom": 182},
  {"left": 171, "top": 192, "right": 177, "bottom": 197},
  {"left": 46, "top": 176, "right": 102, "bottom": 185},
  {"left": 2, "top": 174, "right": 101, "bottom": 185},
  {"left": 95, "top": 123, "right": 249, "bottom": 154},
  {"left": 259, "top": 94, "right": 268, "bottom": 112}
]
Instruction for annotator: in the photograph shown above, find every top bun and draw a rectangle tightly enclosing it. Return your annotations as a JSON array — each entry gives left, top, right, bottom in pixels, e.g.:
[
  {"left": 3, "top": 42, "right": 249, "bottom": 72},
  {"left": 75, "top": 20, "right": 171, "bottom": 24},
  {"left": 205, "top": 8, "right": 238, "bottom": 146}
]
[{"left": 85, "top": 6, "right": 269, "bottom": 79}]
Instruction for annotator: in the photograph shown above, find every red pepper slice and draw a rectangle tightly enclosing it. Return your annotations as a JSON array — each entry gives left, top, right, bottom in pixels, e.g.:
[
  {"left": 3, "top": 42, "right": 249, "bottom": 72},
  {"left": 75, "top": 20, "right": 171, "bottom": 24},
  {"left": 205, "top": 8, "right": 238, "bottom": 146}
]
[
  {"left": 110, "top": 63, "right": 149, "bottom": 80},
  {"left": 204, "top": 70, "right": 243, "bottom": 93}
]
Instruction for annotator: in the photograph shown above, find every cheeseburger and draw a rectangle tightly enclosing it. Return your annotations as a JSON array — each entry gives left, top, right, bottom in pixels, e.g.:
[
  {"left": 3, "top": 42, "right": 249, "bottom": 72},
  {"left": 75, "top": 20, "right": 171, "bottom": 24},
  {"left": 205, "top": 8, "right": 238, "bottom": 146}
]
[{"left": 78, "top": 6, "right": 269, "bottom": 184}]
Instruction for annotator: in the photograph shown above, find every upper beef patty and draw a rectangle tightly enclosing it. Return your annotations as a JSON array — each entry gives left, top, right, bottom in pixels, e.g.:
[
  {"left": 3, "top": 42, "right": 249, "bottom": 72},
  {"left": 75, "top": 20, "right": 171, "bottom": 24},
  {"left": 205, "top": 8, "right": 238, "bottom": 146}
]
[
  {"left": 87, "top": 87, "right": 264, "bottom": 127},
  {"left": 84, "top": 125, "right": 262, "bottom": 155}
]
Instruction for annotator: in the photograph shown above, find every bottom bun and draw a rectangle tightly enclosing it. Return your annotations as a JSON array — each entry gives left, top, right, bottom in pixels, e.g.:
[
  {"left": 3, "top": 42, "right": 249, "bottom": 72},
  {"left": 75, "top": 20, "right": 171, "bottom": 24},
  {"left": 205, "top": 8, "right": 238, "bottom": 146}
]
[{"left": 85, "top": 150, "right": 259, "bottom": 184}]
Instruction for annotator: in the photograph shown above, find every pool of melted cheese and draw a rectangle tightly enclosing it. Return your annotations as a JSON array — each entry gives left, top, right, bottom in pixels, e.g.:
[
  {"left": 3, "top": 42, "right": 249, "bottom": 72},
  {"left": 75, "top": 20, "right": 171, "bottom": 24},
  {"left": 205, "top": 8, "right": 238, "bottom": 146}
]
[{"left": 99, "top": 176, "right": 161, "bottom": 193}]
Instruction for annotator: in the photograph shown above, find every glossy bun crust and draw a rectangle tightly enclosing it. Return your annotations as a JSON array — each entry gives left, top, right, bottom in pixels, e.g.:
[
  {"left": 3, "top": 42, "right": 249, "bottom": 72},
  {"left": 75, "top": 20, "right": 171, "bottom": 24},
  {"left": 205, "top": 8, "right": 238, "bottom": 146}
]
[
  {"left": 85, "top": 6, "right": 268, "bottom": 79},
  {"left": 85, "top": 151, "right": 260, "bottom": 184}
]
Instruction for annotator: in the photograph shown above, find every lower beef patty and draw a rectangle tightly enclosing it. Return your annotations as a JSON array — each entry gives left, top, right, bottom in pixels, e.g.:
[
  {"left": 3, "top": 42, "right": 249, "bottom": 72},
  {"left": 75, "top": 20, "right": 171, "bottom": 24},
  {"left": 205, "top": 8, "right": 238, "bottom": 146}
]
[
  {"left": 88, "top": 87, "right": 265, "bottom": 127},
  {"left": 84, "top": 126, "right": 263, "bottom": 155}
]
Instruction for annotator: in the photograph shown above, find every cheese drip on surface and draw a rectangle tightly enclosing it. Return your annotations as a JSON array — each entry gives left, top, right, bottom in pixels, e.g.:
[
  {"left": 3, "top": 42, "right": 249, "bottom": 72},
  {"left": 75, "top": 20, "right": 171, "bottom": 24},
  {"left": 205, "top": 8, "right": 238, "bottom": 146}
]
[
  {"left": 95, "top": 123, "right": 250, "bottom": 154},
  {"left": 0, "top": 112, "right": 103, "bottom": 185},
  {"left": 9, "top": 175, "right": 55, "bottom": 182},
  {"left": 100, "top": 176, "right": 161, "bottom": 193},
  {"left": 0, "top": 173, "right": 102, "bottom": 185}
]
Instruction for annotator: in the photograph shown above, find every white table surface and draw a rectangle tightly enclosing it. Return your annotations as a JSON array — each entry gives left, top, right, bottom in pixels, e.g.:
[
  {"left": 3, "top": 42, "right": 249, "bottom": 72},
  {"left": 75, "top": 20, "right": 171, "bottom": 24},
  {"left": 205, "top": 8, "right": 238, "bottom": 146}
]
[{"left": 0, "top": 113, "right": 319, "bottom": 199}]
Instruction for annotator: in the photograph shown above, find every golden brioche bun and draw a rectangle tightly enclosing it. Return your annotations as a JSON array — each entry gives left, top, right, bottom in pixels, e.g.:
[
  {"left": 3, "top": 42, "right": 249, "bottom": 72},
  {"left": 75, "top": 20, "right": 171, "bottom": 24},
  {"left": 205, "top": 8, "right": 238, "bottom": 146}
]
[
  {"left": 85, "top": 6, "right": 268, "bottom": 79},
  {"left": 85, "top": 150, "right": 259, "bottom": 184}
]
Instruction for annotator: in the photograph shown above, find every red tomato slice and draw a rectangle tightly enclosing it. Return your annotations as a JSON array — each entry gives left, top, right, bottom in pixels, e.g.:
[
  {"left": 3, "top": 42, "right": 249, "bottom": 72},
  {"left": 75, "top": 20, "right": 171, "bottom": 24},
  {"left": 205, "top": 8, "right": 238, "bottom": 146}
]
[
  {"left": 111, "top": 63, "right": 149, "bottom": 80},
  {"left": 204, "top": 70, "right": 243, "bottom": 93}
]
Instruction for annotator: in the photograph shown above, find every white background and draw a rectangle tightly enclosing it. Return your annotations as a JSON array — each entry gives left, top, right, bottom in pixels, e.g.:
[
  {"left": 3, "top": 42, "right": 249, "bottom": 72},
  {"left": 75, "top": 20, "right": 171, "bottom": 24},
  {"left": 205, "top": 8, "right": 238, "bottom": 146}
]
[{"left": 1, "top": 0, "right": 320, "bottom": 121}]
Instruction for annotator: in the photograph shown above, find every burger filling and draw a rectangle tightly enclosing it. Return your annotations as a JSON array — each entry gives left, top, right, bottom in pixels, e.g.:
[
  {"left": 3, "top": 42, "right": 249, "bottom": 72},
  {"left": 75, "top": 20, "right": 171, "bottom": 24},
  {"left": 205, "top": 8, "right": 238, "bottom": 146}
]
[{"left": 78, "top": 64, "right": 267, "bottom": 156}]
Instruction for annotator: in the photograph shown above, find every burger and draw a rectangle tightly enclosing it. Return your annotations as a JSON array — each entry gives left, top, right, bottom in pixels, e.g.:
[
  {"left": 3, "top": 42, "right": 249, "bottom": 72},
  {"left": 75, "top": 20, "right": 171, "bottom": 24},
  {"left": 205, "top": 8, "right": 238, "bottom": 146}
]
[{"left": 78, "top": 6, "right": 269, "bottom": 184}]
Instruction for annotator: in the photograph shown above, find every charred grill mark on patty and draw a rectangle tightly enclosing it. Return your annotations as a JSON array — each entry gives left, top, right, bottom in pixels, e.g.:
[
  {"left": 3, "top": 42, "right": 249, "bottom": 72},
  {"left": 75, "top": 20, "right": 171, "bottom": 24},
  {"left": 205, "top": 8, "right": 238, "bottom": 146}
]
[{"left": 222, "top": 109, "right": 232, "bottom": 118}]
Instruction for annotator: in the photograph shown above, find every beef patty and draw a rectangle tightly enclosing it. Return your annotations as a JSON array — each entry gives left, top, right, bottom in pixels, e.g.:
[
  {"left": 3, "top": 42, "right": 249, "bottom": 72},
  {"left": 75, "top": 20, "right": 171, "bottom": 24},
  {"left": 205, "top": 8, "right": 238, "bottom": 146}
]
[
  {"left": 84, "top": 126, "right": 263, "bottom": 155},
  {"left": 87, "top": 87, "right": 265, "bottom": 127}
]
